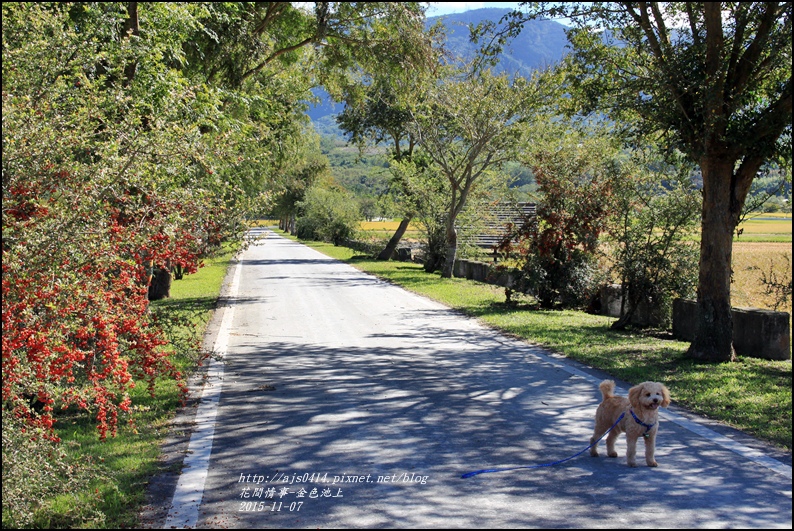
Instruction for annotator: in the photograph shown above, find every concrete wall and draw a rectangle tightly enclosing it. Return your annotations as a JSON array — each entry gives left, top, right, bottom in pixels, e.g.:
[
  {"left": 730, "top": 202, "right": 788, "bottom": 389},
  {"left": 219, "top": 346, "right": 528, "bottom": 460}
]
[
  {"left": 673, "top": 298, "right": 791, "bottom": 360},
  {"left": 600, "top": 284, "right": 624, "bottom": 318},
  {"left": 453, "top": 259, "right": 491, "bottom": 282},
  {"left": 599, "top": 284, "right": 665, "bottom": 327},
  {"left": 454, "top": 259, "right": 523, "bottom": 286},
  {"left": 672, "top": 298, "right": 698, "bottom": 343}
]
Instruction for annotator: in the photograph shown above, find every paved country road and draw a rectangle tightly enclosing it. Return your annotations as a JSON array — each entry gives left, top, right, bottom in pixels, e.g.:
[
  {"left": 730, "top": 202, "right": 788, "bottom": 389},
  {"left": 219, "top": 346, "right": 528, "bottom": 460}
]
[{"left": 149, "top": 229, "right": 791, "bottom": 528}]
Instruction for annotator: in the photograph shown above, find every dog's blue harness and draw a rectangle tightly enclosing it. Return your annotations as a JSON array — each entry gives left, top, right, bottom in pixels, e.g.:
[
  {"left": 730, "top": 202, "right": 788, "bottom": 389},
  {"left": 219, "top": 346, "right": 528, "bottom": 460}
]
[
  {"left": 630, "top": 409, "right": 655, "bottom": 437},
  {"left": 461, "top": 411, "right": 626, "bottom": 479}
]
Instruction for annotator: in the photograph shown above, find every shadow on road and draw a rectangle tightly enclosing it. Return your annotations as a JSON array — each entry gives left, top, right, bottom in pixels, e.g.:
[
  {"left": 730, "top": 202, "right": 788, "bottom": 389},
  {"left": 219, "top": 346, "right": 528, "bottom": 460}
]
[{"left": 198, "top": 333, "right": 790, "bottom": 528}]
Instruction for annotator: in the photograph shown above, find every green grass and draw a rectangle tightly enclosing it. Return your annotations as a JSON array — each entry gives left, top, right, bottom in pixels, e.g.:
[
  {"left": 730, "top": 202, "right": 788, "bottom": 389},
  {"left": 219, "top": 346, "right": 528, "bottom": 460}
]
[
  {"left": 33, "top": 244, "right": 240, "bottom": 529},
  {"left": 732, "top": 234, "right": 792, "bottom": 243},
  {"left": 289, "top": 233, "right": 792, "bottom": 451}
]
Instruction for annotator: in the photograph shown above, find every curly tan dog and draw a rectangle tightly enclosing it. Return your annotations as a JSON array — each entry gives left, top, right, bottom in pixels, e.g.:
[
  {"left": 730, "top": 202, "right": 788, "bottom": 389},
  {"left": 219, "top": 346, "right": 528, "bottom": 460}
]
[{"left": 590, "top": 380, "right": 671, "bottom": 467}]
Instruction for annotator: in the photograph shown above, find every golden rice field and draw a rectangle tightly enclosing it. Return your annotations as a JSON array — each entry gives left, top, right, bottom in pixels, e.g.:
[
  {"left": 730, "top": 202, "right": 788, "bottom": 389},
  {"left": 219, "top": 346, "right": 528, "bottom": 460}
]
[
  {"left": 732, "top": 215, "right": 791, "bottom": 312},
  {"left": 359, "top": 220, "right": 422, "bottom": 231},
  {"left": 359, "top": 220, "right": 423, "bottom": 239},
  {"left": 735, "top": 213, "right": 792, "bottom": 243},
  {"left": 732, "top": 242, "right": 792, "bottom": 312}
]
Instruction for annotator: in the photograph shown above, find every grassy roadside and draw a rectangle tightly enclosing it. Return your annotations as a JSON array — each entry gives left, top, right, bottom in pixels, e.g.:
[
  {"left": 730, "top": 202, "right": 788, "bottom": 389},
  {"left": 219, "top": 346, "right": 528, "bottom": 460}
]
[
  {"left": 284, "top": 232, "right": 792, "bottom": 452},
  {"left": 25, "top": 244, "right": 240, "bottom": 529}
]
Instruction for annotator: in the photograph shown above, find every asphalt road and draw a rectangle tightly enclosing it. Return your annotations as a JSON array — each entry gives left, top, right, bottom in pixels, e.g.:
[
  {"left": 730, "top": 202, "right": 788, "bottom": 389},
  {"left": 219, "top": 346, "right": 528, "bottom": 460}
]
[{"left": 158, "top": 229, "right": 792, "bottom": 529}]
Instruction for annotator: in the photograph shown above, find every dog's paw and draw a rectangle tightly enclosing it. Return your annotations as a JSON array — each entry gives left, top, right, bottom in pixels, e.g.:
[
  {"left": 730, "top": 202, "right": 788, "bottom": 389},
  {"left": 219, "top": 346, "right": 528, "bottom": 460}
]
[
  {"left": 647, "top": 460, "right": 658, "bottom": 467},
  {"left": 627, "top": 461, "right": 638, "bottom": 467},
  {"left": 608, "top": 451, "right": 618, "bottom": 458}
]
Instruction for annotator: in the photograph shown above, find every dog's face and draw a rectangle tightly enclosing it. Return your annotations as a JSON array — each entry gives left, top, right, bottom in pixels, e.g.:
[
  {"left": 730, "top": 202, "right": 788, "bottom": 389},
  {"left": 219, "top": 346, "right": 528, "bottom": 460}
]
[{"left": 628, "top": 382, "right": 671, "bottom": 411}]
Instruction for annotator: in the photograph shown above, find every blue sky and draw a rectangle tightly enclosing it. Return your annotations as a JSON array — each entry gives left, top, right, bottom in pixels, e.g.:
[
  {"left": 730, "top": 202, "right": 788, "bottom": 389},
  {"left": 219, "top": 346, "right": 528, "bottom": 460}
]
[{"left": 425, "top": 2, "right": 523, "bottom": 17}]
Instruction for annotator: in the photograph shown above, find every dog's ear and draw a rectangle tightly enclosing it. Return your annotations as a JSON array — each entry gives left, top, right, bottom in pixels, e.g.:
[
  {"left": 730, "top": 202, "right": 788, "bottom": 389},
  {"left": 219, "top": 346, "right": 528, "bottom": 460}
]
[
  {"left": 660, "top": 384, "right": 671, "bottom": 408},
  {"left": 628, "top": 383, "right": 643, "bottom": 409}
]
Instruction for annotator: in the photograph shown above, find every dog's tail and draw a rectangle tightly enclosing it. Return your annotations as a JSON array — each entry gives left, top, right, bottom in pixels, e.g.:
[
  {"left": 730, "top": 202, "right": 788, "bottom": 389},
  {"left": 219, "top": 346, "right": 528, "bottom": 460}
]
[{"left": 599, "top": 380, "right": 616, "bottom": 400}]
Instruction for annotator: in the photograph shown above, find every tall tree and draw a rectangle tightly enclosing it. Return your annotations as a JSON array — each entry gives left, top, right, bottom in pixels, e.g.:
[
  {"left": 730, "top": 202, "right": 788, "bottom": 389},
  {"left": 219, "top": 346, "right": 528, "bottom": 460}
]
[
  {"left": 328, "top": 11, "right": 443, "bottom": 260},
  {"left": 335, "top": 78, "right": 421, "bottom": 259},
  {"left": 334, "top": 75, "right": 430, "bottom": 260},
  {"left": 411, "top": 68, "right": 545, "bottom": 278},
  {"left": 187, "top": 2, "right": 438, "bottom": 252},
  {"left": 483, "top": 2, "right": 792, "bottom": 361}
]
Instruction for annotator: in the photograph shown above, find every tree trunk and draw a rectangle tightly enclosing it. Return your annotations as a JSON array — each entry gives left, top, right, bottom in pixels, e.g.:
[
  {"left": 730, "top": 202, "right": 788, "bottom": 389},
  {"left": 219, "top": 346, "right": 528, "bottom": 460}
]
[
  {"left": 441, "top": 181, "right": 472, "bottom": 279},
  {"left": 441, "top": 219, "right": 457, "bottom": 278},
  {"left": 611, "top": 304, "right": 636, "bottom": 330},
  {"left": 686, "top": 157, "right": 738, "bottom": 362},
  {"left": 148, "top": 266, "right": 172, "bottom": 301},
  {"left": 122, "top": 2, "right": 139, "bottom": 86},
  {"left": 377, "top": 215, "right": 413, "bottom": 260},
  {"left": 172, "top": 262, "right": 184, "bottom": 280}
]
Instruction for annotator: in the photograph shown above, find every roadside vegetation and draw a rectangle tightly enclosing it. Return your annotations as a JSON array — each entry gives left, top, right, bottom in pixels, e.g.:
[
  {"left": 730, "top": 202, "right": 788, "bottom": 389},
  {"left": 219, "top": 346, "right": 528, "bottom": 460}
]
[
  {"left": 3, "top": 3, "right": 432, "bottom": 528},
  {"left": 2, "top": 245, "right": 238, "bottom": 528},
  {"left": 354, "top": 218, "right": 793, "bottom": 315}
]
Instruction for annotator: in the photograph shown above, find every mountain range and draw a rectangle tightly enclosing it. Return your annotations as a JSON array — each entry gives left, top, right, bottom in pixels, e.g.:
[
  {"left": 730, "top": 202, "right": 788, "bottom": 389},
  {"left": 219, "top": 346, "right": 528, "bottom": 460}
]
[
  {"left": 308, "top": 8, "right": 571, "bottom": 129},
  {"left": 431, "top": 8, "right": 569, "bottom": 76}
]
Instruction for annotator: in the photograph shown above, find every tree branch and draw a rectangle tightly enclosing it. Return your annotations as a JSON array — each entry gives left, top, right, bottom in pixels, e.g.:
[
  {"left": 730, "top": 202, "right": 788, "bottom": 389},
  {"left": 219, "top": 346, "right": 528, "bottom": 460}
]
[
  {"left": 253, "top": 2, "right": 290, "bottom": 37},
  {"left": 703, "top": 2, "right": 728, "bottom": 142},
  {"left": 649, "top": 2, "right": 673, "bottom": 56},
  {"left": 240, "top": 37, "right": 316, "bottom": 82},
  {"left": 741, "top": 80, "right": 793, "bottom": 147},
  {"left": 703, "top": 2, "right": 724, "bottom": 81},
  {"left": 730, "top": 2, "right": 781, "bottom": 99},
  {"left": 726, "top": 2, "right": 751, "bottom": 92},
  {"left": 685, "top": 3, "right": 702, "bottom": 47},
  {"left": 624, "top": 3, "right": 695, "bottom": 136}
]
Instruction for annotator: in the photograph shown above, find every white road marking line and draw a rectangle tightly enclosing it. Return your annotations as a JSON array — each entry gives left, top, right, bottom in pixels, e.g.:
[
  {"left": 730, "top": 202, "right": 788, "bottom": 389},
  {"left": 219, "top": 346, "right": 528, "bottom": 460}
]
[
  {"left": 659, "top": 409, "right": 792, "bottom": 480},
  {"left": 164, "top": 257, "right": 243, "bottom": 528}
]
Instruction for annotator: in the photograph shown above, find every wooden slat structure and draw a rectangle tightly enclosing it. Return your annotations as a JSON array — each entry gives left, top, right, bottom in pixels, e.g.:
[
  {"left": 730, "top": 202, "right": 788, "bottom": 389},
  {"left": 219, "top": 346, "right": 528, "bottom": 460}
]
[{"left": 462, "top": 202, "right": 537, "bottom": 252}]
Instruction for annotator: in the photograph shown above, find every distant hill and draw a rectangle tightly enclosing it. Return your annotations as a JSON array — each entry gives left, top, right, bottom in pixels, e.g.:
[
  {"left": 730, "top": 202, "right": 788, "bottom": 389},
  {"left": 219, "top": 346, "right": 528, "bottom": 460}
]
[
  {"left": 306, "top": 7, "right": 570, "bottom": 128},
  {"left": 429, "top": 8, "right": 569, "bottom": 77}
]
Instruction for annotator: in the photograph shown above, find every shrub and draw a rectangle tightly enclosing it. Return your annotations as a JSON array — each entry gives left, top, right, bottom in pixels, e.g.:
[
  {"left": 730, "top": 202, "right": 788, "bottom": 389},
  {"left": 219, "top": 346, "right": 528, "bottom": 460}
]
[
  {"left": 607, "top": 152, "right": 701, "bottom": 329},
  {"left": 2, "top": 2, "right": 247, "bottom": 443},
  {"left": 296, "top": 184, "right": 362, "bottom": 245},
  {"left": 506, "top": 128, "right": 621, "bottom": 308},
  {"left": 518, "top": 248, "right": 604, "bottom": 308},
  {"left": 1, "top": 412, "right": 104, "bottom": 528}
]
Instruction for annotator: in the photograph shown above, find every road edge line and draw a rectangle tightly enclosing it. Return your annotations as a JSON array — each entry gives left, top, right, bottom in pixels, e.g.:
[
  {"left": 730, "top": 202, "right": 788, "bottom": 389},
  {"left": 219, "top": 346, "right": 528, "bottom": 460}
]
[{"left": 164, "top": 256, "right": 243, "bottom": 528}]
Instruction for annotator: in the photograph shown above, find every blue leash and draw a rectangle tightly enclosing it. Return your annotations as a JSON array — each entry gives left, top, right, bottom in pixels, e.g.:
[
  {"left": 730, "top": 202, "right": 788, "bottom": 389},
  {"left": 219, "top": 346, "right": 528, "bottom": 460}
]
[{"left": 461, "top": 412, "right": 625, "bottom": 479}]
